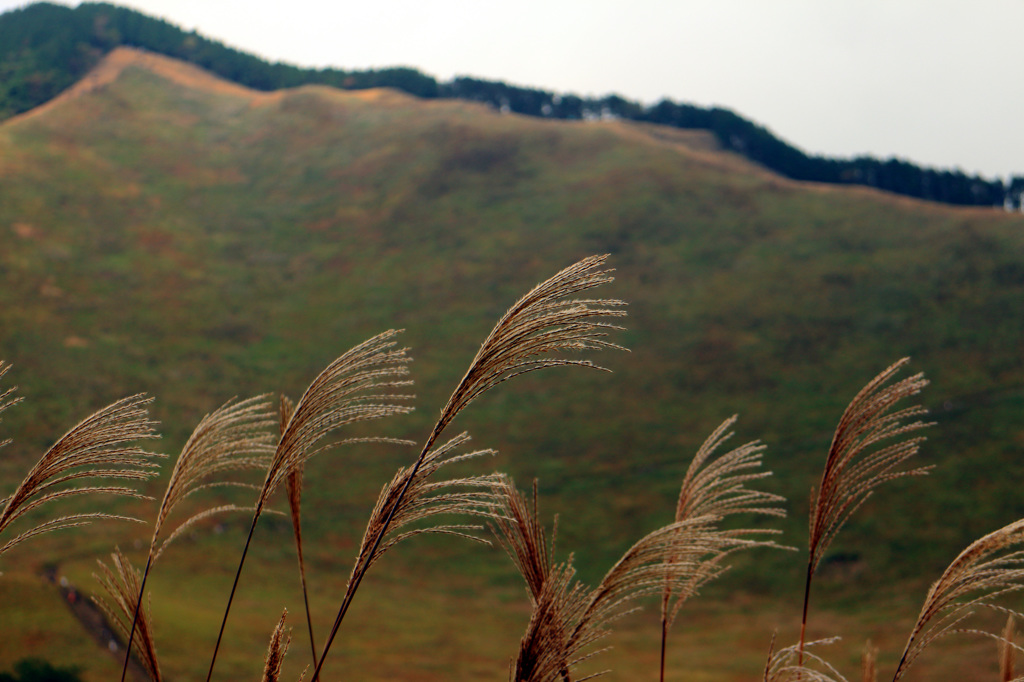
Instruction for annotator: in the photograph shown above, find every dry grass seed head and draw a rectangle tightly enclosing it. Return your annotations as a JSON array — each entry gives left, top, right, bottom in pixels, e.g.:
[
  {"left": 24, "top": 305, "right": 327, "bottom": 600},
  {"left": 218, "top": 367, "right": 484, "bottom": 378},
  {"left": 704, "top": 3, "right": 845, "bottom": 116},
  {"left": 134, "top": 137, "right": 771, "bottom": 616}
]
[
  {"left": 496, "top": 474, "right": 781, "bottom": 681},
  {"left": 313, "top": 258, "right": 626, "bottom": 681},
  {"left": 764, "top": 638, "right": 848, "bottom": 682},
  {"left": 93, "top": 548, "right": 162, "bottom": 682},
  {"left": 0, "top": 393, "right": 162, "bottom": 557},
  {"left": 860, "top": 640, "right": 877, "bottom": 682},
  {"left": 664, "top": 415, "right": 787, "bottom": 629},
  {"left": 0, "top": 361, "right": 22, "bottom": 451},
  {"left": 433, "top": 254, "right": 626, "bottom": 440},
  {"left": 150, "top": 394, "right": 276, "bottom": 559},
  {"left": 512, "top": 562, "right": 594, "bottom": 682},
  {"left": 209, "top": 333, "right": 414, "bottom": 682},
  {"left": 893, "top": 518, "right": 1024, "bottom": 681},
  {"left": 350, "top": 432, "right": 504, "bottom": 577},
  {"left": 808, "top": 358, "right": 932, "bottom": 575},
  {"left": 1002, "top": 616, "right": 1017, "bottom": 682},
  {"left": 491, "top": 477, "right": 554, "bottom": 601},
  {"left": 494, "top": 479, "right": 581, "bottom": 682},
  {"left": 261, "top": 609, "right": 292, "bottom": 682},
  {"left": 351, "top": 254, "right": 627, "bottom": 598},
  {"left": 571, "top": 516, "right": 780, "bottom": 659},
  {"left": 675, "top": 415, "right": 785, "bottom": 522},
  {"left": 258, "top": 330, "right": 415, "bottom": 514}
]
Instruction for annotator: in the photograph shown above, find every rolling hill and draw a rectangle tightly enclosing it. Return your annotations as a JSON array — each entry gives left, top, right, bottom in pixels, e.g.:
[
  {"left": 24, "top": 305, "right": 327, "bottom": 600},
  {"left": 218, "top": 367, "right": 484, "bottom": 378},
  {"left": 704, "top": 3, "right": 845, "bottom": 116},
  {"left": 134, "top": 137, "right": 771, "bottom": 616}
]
[
  {"left": 1, "top": 48, "right": 1024, "bottom": 681},
  {"left": 2, "top": 1, "right": 1021, "bottom": 210}
]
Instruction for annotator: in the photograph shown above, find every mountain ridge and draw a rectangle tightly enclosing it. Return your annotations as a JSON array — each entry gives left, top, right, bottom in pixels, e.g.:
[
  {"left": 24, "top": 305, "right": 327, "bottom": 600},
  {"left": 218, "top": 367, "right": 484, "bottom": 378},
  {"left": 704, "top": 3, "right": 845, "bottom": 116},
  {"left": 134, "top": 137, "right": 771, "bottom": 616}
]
[{"left": 1, "top": 1, "right": 1021, "bottom": 208}]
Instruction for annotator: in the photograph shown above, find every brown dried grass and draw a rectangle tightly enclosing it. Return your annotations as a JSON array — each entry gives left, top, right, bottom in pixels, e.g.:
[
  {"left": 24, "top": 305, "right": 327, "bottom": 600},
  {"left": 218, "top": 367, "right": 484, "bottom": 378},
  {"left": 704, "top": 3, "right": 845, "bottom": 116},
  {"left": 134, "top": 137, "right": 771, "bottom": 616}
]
[
  {"left": 208, "top": 330, "right": 414, "bottom": 681},
  {"left": 93, "top": 548, "right": 162, "bottom": 682},
  {"left": 892, "top": 519, "right": 1024, "bottom": 680},
  {"left": 1001, "top": 616, "right": 1017, "bottom": 682},
  {"left": 310, "top": 254, "right": 627, "bottom": 681},
  {"left": 496, "top": 474, "right": 784, "bottom": 682},
  {"left": 150, "top": 395, "right": 277, "bottom": 560},
  {"left": 119, "top": 394, "right": 278, "bottom": 681},
  {"left": 11, "top": 255, "right": 1024, "bottom": 682},
  {"left": 260, "top": 609, "right": 295, "bottom": 682},
  {"left": 798, "top": 359, "right": 932, "bottom": 664},
  {"left": 0, "top": 386, "right": 162, "bottom": 557},
  {"left": 661, "top": 415, "right": 787, "bottom": 680}
]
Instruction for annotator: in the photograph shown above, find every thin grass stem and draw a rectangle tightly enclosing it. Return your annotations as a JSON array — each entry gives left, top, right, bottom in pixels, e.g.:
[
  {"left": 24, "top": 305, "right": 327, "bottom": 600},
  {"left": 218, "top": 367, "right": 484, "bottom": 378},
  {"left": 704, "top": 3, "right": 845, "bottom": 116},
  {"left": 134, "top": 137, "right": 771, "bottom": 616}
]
[
  {"left": 206, "top": 512, "right": 259, "bottom": 682},
  {"left": 120, "top": 553, "right": 154, "bottom": 682}
]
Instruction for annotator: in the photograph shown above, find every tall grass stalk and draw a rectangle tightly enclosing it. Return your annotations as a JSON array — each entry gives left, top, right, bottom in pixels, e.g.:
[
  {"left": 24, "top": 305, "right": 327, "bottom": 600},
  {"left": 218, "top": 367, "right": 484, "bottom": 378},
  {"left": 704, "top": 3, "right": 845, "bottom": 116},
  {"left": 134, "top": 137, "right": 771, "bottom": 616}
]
[
  {"left": 310, "top": 254, "right": 627, "bottom": 681},
  {"left": 495, "top": 474, "right": 784, "bottom": 682},
  {"left": 95, "top": 548, "right": 163, "bottom": 682},
  {"left": 206, "top": 331, "right": 413, "bottom": 681},
  {"left": 0, "top": 386, "right": 162, "bottom": 557},
  {"left": 892, "top": 519, "right": 1024, "bottom": 680},
  {"left": 798, "top": 359, "right": 931, "bottom": 666},
  {"left": 659, "top": 415, "right": 786, "bottom": 682},
  {"left": 279, "top": 394, "right": 318, "bottom": 670},
  {"left": 118, "top": 395, "right": 277, "bottom": 681}
]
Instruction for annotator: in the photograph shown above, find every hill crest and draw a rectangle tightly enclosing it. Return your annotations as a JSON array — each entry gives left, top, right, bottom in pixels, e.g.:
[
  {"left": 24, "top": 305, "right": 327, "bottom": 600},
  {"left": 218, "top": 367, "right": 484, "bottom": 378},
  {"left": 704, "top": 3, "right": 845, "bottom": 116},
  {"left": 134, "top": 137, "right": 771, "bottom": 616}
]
[
  {"left": 8, "top": 47, "right": 268, "bottom": 126},
  {"left": 6, "top": 46, "right": 780, "bottom": 184},
  {"left": 5, "top": 46, "right": 434, "bottom": 128},
  {"left": 3, "top": 45, "right": 1010, "bottom": 226},
  {"left": 1, "top": 1, "right": 1019, "bottom": 208}
]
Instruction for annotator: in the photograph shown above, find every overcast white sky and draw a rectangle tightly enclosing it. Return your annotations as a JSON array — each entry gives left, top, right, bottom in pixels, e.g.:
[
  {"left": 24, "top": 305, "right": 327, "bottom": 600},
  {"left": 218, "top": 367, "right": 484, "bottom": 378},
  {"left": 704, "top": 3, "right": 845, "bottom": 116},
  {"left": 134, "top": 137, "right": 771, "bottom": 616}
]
[{"left": 2, "top": 0, "right": 1022, "bottom": 179}]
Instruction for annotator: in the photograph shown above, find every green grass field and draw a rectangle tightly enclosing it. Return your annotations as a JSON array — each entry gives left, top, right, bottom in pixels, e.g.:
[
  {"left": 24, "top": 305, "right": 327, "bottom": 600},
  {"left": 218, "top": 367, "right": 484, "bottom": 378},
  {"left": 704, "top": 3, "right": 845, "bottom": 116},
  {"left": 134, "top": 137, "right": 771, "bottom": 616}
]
[{"left": 2, "top": 49, "right": 1024, "bottom": 680}]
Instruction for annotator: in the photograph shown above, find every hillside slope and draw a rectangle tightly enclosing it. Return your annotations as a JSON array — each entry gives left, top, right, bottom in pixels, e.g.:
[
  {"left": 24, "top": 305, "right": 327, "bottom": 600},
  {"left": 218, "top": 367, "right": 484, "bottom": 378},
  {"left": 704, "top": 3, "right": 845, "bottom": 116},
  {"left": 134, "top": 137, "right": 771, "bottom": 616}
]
[
  {"left": 1, "top": 2, "right": 1020, "bottom": 209},
  {"left": 1, "top": 49, "right": 1024, "bottom": 680}
]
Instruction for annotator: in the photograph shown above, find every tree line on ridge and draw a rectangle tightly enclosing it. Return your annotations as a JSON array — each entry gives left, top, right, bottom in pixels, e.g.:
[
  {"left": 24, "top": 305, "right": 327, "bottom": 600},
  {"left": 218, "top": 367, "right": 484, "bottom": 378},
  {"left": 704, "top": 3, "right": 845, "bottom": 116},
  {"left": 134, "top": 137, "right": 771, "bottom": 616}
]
[{"left": 2, "top": 1, "right": 1021, "bottom": 210}]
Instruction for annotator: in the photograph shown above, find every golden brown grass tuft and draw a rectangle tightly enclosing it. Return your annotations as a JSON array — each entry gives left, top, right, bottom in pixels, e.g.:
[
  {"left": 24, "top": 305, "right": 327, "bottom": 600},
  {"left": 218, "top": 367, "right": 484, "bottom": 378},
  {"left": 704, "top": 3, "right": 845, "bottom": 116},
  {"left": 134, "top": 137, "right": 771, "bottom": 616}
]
[
  {"left": 491, "top": 479, "right": 553, "bottom": 601},
  {"left": 94, "top": 548, "right": 162, "bottom": 682},
  {"left": 763, "top": 638, "right": 847, "bottom": 682},
  {"left": 0, "top": 361, "right": 22, "bottom": 451},
  {"left": 119, "top": 394, "right": 277, "bottom": 681},
  {"left": 1001, "top": 616, "right": 1017, "bottom": 682},
  {"left": 350, "top": 432, "right": 503, "bottom": 573},
  {"left": 799, "top": 358, "right": 932, "bottom": 662},
  {"left": 892, "top": 518, "right": 1024, "bottom": 680},
  {"left": 660, "top": 415, "right": 786, "bottom": 680},
  {"left": 494, "top": 475, "right": 783, "bottom": 682},
  {"left": 0, "top": 391, "right": 162, "bottom": 557},
  {"left": 260, "top": 609, "right": 296, "bottom": 682},
  {"left": 310, "top": 255, "right": 627, "bottom": 681},
  {"left": 259, "top": 329, "right": 414, "bottom": 517},
  {"left": 860, "top": 640, "right": 877, "bottom": 682},
  {"left": 208, "top": 331, "right": 414, "bottom": 681},
  {"left": 316, "top": 433, "right": 505, "bottom": 676},
  {"left": 432, "top": 253, "right": 626, "bottom": 440},
  {"left": 511, "top": 561, "right": 590, "bottom": 682},
  {"left": 807, "top": 358, "right": 931, "bottom": 577},
  {"left": 573, "top": 518, "right": 776, "bottom": 675},
  {"left": 150, "top": 395, "right": 277, "bottom": 560}
]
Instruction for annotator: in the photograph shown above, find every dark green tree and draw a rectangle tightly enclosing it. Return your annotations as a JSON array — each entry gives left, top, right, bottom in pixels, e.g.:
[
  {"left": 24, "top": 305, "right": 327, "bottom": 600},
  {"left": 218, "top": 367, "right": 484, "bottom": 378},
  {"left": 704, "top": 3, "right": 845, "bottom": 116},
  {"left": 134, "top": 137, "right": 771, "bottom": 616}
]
[{"left": 0, "top": 659, "right": 82, "bottom": 682}]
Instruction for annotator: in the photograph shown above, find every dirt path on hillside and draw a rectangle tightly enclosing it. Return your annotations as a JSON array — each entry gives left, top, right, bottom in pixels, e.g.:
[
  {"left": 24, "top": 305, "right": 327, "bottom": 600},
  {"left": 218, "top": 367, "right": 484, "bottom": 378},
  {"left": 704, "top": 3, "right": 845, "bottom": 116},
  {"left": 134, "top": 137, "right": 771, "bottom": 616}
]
[{"left": 40, "top": 565, "right": 150, "bottom": 682}]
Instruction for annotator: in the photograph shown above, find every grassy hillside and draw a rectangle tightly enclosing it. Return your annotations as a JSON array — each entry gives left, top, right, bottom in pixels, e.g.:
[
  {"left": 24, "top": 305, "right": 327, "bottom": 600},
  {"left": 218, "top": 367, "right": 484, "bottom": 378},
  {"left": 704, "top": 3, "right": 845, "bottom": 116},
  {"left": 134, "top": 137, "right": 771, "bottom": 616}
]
[
  {"left": 2, "top": 2, "right": 1018, "bottom": 209},
  {"left": 2, "top": 49, "right": 1024, "bottom": 680}
]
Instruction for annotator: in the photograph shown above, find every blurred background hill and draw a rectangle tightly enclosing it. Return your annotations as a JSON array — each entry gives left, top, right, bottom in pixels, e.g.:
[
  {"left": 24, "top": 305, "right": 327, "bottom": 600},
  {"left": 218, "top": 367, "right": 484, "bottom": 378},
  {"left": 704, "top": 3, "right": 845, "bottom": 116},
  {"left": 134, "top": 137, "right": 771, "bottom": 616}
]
[
  {"left": 2, "top": 2, "right": 1022, "bottom": 210},
  {"left": 1, "top": 9, "right": 1024, "bottom": 681}
]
